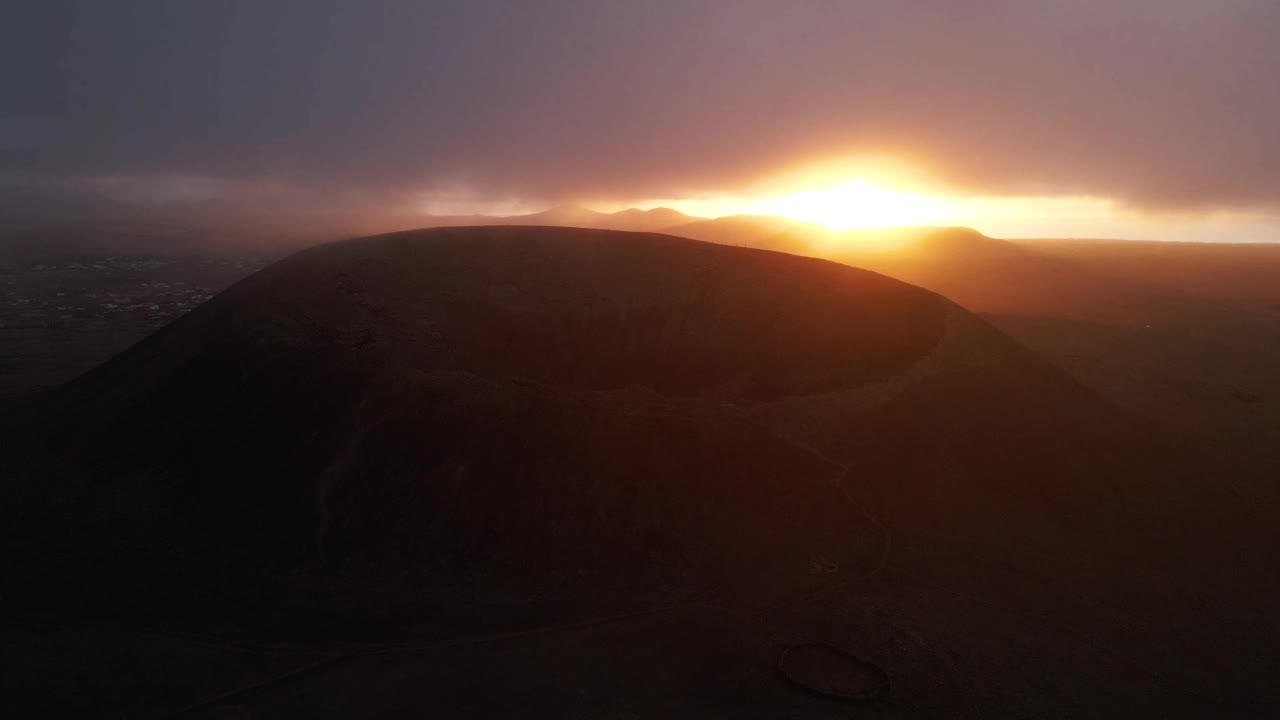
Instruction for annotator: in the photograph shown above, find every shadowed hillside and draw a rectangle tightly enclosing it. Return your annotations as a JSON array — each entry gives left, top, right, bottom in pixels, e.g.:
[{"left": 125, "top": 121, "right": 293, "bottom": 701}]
[
  {"left": 3, "top": 227, "right": 1278, "bottom": 717},
  {"left": 832, "top": 230, "right": 1280, "bottom": 478},
  {"left": 657, "top": 217, "right": 1280, "bottom": 479}
]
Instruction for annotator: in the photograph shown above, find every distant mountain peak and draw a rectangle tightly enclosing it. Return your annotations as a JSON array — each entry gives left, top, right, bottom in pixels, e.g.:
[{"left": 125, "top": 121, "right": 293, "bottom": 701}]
[
  {"left": 403, "top": 204, "right": 706, "bottom": 233},
  {"left": 611, "top": 206, "right": 683, "bottom": 216},
  {"left": 541, "top": 203, "right": 602, "bottom": 216},
  {"left": 922, "top": 226, "right": 988, "bottom": 240}
]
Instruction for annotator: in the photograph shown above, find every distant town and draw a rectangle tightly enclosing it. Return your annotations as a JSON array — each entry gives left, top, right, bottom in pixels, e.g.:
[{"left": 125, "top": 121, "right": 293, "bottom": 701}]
[{"left": 0, "top": 253, "right": 265, "bottom": 397}]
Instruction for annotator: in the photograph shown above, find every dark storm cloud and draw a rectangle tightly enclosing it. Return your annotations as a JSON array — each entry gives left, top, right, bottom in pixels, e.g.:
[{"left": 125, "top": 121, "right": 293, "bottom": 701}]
[{"left": 2, "top": 0, "right": 1278, "bottom": 211}]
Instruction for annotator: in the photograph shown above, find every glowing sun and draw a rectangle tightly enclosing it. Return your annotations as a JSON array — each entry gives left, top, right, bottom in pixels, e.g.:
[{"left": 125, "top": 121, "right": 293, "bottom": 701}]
[{"left": 753, "top": 177, "right": 953, "bottom": 230}]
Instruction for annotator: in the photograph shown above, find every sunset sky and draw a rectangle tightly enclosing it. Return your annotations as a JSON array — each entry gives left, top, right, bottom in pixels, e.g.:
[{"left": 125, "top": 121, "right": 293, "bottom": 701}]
[{"left": 4, "top": 1, "right": 1279, "bottom": 241}]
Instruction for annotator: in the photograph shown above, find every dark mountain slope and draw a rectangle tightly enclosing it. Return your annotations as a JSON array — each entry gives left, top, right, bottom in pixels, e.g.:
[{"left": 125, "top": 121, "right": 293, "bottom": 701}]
[
  {"left": 3, "top": 226, "right": 1276, "bottom": 717},
  {"left": 8, "top": 227, "right": 950, "bottom": 618}
]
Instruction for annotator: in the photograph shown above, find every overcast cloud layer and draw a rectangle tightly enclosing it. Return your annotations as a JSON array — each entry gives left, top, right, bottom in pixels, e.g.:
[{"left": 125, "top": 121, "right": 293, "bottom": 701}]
[{"left": 3, "top": 0, "right": 1279, "bottom": 215}]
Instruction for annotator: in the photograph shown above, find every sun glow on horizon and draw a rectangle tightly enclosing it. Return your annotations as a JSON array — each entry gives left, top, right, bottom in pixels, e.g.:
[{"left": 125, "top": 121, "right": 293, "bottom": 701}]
[
  {"left": 435, "top": 154, "right": 1280, "bottom": 243},
  {"left": 611, "top": 157, "right": 974, "bottom": 232},
  {"left": 750, "top": 177, "right": 954, "bottom": 230}
]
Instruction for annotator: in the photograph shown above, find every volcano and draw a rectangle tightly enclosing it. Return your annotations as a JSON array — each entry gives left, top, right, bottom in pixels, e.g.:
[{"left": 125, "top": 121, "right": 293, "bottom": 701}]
[{"left": 5, "top": 226, "right": 1276, "bottom": 717}]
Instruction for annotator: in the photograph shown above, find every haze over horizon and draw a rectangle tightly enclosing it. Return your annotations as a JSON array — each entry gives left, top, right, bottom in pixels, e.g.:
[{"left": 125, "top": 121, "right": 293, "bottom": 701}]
[
  {"left": 7, "top": 4, "right": 1280, "bottom": 717},
  {"left": 5, "top": 1, "right": 1280, "bottom": 243}
]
